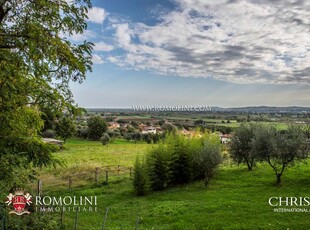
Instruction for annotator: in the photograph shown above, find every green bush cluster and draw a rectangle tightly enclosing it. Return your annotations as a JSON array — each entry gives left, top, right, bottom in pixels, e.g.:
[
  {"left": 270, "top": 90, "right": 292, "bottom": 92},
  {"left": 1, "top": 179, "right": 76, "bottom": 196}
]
[{"left": 133, "top": 133, "right": 222, "bottom": 196}]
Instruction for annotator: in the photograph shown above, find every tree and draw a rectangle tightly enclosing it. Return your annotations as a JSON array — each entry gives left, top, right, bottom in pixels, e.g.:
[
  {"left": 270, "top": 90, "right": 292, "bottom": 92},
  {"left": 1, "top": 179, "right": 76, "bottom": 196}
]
[
  {"left": 194, "top": 119, "right": 205, "bottom": 126},
  {"left": 161, "top": 123, "right": 177, "bottom": 133},
  {"left": 131, "top": 132, "right": 142, "bottom": 143},
  {"left": 167, "top": 134, "right": 192, "bottom": 185},
  {"left": 0, "top": 0, "right": 93, "bottom": 192},
  {"left": 230, "top": 124, "right": 256, "bottom": 171},
  {"left": 100, "top": 133, "right": 110, "bottom": 145},
  {"left": 193, "top": 134, "right": 222, "bottom": 186},
  {"left": 146, "top": 144, "right": 169, "bottom": 191},
  {"left": 133, "top": 157, "right": 149, "bottom": 196},
  {"left": 87, "top": 116, "right": 107, "bottom": 140},
  {"left": 55, "top": 116, "right": 76, "bottom": 143},
  {"left": 253, "top": 125, "right": 308, "bottom": 184}
]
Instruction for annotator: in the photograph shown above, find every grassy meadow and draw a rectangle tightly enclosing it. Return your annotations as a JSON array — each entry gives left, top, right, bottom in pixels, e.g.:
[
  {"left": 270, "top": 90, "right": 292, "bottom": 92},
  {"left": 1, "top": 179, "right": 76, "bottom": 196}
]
[
  {"left": 39, "top": 139, "right": 150, "bottom": 180},
  {"left": 33, "top": 138, "right": 310, "bottom": 229}
]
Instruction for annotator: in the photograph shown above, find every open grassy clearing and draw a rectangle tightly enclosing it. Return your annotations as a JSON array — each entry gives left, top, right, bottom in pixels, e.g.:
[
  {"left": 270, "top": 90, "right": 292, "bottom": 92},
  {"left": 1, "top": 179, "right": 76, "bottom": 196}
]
[{"left": 38, "top": 138, "right": 150, "bottom": 180}]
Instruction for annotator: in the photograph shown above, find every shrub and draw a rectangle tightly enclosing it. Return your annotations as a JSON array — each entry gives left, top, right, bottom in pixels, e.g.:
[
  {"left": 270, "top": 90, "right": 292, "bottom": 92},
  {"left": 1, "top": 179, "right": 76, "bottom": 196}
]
[
  {"left": 100, "top": 133, "right": 110, "bottom": 145},
  {"left": 166, "top": 133, "right": 192, "bottom": 185},
  {"left": 146, "top": 143, "right": 170, "bottom": 191},
  {"left": 133, "top": 157, "right": 149, "bottom": 196},
  {"left": 77, "top": 128, "right": 88, "bottom": 139},
  {"left": 133, "top": 133, "right": 222, "bottom": 195},
  {"left": 87, "top": 116, "right": 107, "bottom": 140},
  {"left": 198, "top": 134, "right": 222, "bottom": 185},
  {"left": 42, "top": 129, "right": 56, "bottom": 138}
]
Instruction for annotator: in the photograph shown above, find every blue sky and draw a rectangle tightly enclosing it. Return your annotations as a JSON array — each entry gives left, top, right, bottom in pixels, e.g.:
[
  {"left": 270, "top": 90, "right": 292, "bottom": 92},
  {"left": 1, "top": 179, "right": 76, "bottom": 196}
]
[{"left": 70, "top": 0, "right": 310, "bottom": 108}]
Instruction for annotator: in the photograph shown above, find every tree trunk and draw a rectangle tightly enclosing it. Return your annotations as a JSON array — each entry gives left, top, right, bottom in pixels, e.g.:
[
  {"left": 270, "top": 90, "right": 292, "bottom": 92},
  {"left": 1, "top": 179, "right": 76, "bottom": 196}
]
[
  {"left": 276, "top": 174, "right": 281, "bottom": 184},
  {"left": 245, "top": 159, "right": 252, "bottom": 171}
]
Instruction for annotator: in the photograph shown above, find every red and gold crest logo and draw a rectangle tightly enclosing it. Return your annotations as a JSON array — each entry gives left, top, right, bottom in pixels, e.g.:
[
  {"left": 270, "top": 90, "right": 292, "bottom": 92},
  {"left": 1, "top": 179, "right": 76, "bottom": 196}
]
[{"left": 5, "top": 189, "right": 32, "bottom": 215}]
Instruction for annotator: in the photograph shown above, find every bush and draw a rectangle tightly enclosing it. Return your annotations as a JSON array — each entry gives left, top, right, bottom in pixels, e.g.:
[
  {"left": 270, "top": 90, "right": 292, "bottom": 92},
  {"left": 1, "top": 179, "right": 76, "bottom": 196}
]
[
  {"left": 87, "top": 116, "right": 107, "bottom": 140},
  {"left": 146, "top": 143, "right": 170, "bottom": 191},
  {"left": 77, "top": 128, "right": 88, "bottom": 139},
  {"left": 133, "top": 157, "right": 149, "bottom": 196},
  {"left": 100, "top": 133, "right": 110, "bottom": 145},
  {"left": 42, "top": 129, "right": 56, "bottom": 138},
  {"left": 167, "top": 134, "right": 192, "bottom": 185},
  {"left": 196, "top": 134, "right": 222, "bottom": 185},
  {"left": 133, "top": 133, "right": 222, "bottom": 196}
]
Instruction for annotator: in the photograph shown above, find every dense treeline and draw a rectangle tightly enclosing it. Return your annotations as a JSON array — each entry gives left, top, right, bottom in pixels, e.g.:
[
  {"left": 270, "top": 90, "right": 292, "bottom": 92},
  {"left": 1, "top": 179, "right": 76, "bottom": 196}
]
[{"left": 133, "top": 133, "right": 222, "bottom": 196}]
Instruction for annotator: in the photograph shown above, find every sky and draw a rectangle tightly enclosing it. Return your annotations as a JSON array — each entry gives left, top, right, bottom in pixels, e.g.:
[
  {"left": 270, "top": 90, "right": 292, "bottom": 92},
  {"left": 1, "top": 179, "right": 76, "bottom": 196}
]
[{"left": 69, "top": 0, "right": 310, "bottom": 108}]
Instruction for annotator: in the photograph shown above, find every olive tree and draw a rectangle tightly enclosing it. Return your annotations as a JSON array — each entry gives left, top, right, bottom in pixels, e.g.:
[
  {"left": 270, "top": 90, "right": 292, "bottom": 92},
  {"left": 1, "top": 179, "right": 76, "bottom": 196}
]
[
  {"left": 253, "top": 125, "right": 308, "bottom": 184},
  {"left": 230, "top": 124, "right": 257, "bottom": 171}
]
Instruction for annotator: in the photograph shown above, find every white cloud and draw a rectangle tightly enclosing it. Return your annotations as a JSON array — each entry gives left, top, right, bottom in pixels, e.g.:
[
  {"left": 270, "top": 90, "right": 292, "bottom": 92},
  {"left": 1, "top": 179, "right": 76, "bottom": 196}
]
[
  {"left": 87, "top": 7, "right": 107, "bottom": 24},
  {"left": 93, "top": 41, "right": 114, "bottom": 52},
  {"left": 92, "top": 54, "right": 104, "bottom": 64},
  {"left": 104, "top": 0, "right": 310, "bottom": 85},
  {"left": 68, "top": 30, "right": 96, "bottom": 42}
]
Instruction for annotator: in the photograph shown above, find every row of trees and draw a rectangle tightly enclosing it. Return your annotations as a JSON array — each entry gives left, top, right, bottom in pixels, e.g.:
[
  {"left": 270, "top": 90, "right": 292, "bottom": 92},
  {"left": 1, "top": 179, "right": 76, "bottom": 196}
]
[
  {"left": 230, "top": 124, "right": 309, "bottom": 183},
  {"left": 133, "top": 133, "right": 222, "bottom": 196}
]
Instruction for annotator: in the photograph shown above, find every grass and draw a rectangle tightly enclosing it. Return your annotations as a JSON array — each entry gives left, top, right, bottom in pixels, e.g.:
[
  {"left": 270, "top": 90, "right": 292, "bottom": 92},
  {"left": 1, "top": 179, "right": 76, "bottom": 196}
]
[
  {"left": 38, "top": 138, "right": 150, "bottom": 180},
  {"left": 35, "top": 138, "right": 310, "bottom": 229},
  {"left": 48, "top": 163, "right": 310, "bottom": 230}
]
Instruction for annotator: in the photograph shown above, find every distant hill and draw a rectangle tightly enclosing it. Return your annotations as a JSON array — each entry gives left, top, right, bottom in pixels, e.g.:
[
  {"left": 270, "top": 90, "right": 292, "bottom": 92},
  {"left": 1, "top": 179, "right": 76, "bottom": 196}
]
[
  {"left": 86, "top": 106, "right": 310, "bottom": 114},
  {"left": 211, "top": 106, "right": 310, "bottom": 113}
]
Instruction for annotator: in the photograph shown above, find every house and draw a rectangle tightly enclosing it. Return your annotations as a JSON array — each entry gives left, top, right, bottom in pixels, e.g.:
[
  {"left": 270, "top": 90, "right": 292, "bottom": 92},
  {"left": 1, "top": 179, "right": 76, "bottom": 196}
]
[
  {"left": 155, "top": 126, "right": 164, "bottom": 134},
  {"left": 138, "top": 124, "right": 148, "bottom": 130},
  {"left": 108, "top": 122, "right": 120, "bottom": 129},
  {"left": 220, "top": 134, "right": 232, "bottom": 144},
  {"left": 141, "top": 126, "right": 157, "bottom": 134}
]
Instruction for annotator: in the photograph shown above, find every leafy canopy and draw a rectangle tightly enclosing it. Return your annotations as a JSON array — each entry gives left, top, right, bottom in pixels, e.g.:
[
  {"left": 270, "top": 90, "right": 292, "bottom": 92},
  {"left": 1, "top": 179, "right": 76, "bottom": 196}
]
[{"left": 0, "top": 0, "right": 93, "bottom": 191}]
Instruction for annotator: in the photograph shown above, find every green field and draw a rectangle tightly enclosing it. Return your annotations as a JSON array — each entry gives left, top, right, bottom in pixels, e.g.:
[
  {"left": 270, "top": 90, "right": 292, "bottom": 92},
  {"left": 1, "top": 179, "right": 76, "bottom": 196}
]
[
  {"left": 39, "top": 139, "right": 150, "bottom": 180},
  {"left": 35, "top": 139, "right": 310, "bottom": 229}
]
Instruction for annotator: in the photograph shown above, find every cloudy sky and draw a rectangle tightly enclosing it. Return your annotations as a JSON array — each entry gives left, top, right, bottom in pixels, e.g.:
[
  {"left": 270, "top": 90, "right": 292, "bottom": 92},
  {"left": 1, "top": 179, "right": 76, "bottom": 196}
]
[{"left": 70, "top": 0, "right": 310, "bottom": 108}]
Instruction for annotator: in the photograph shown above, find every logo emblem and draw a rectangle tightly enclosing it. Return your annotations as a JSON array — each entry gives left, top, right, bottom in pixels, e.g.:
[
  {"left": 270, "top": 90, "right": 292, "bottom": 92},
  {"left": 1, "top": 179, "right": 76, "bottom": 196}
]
[{"left": 5, "top": 189, "right": 32, "bottom": 215}]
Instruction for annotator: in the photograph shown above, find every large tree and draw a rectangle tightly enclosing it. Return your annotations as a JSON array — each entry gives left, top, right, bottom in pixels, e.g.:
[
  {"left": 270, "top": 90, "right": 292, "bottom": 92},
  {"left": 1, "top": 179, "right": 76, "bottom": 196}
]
[{"left": 0, "top": 0, "right": 93, "bottom": 191}]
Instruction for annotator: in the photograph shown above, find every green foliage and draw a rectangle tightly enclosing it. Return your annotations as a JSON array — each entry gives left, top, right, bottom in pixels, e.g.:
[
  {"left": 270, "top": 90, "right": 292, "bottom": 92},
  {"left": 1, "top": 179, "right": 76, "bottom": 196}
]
[
  {"left": 0, "top": 0, "right": 92, "bottom": 192},
  {"left": 142, "top": 133, "right": 152, "bottom": 144},
  {"left": 133, "top": 133, "right": 222, "bottom": 195},
  {"left": 146, "top": 143, "right": 170, "bottom": 191},
  {"left": 5, "top": 212, "right": 60, "bottom": 230},
  {"left": 161, "top": 123, "right": 177, "bottom": 133},
  {"left": 100, "top": 133, "right": 110, "bottom": 145},
  {"left": 76, "top": 127, "right": 89, "bottom": 139},
  {"left": 167, "top": 133, "right": 192, "bottom": 185},
  {"left": 230, "top": 123, "right": 257, "bottom": 171},
  {"left": 195, "top": 134, "right": 222, "bottom": 185},
  {"left": 55, "top": 116, "right": 76, "bottom": 142},
  {"left": 253, "top": 124, "right": 308, "bottom": 183},
  {"left": 131, "top": 132, "right": 142, "bottom": 142},
  {"left": 133, "top": 157, "right": 149, "bottom": 196},
  {"left": 87, "top": 116, "right": 108, "bottom": 140},
  {"left": 42, "top": 129, "right": 56, "bottom": 138}
]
